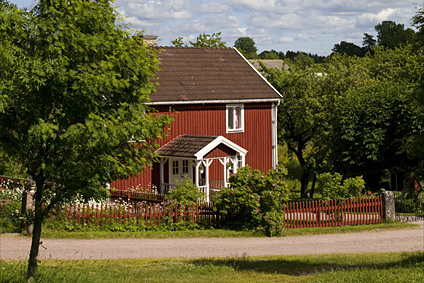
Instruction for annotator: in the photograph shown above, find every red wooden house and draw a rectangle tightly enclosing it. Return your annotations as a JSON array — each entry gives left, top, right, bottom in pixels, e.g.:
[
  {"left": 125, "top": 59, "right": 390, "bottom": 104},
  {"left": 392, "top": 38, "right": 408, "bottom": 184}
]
[{"left": 111, "top": 46, "right": 282, "bottom": 200}]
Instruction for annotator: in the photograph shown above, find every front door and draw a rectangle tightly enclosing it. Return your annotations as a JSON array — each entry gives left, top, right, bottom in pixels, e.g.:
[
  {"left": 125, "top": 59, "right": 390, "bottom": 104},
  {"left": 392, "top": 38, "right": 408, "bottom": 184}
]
[{"left": 169, "top": 159, "right": 192, "bottom": 186}]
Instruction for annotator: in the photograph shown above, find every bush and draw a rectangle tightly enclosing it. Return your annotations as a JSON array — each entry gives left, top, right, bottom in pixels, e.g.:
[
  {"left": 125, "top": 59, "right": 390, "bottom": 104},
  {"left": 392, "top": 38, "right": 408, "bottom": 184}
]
[
  {"left": 165, "top": 177, "right": 205, "bottom": 204},
  {"left": 0, "top": 186, "right": 24, "bottom": 233},
  {"left": 211, "top": 165, "right": 291, "bottom": 236},
  {"left": 316, "top": 172, "right": 365, "bottom": 200},
  {"left": 395, "top": 198, "right": 416, "bottom": 213}
]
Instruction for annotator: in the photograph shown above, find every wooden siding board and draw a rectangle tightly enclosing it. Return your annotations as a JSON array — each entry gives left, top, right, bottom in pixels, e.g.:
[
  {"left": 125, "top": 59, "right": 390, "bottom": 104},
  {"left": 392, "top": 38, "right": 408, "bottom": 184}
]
[{"left": 113, "top": 103, "right": 273, "bottom": 191}]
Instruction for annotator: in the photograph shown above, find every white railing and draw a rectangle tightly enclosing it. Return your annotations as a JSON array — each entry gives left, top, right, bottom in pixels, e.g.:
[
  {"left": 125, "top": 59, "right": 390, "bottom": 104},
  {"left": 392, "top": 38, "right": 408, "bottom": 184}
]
[
  {"left": 161, "top": 183, "right": 176, "bottom": 194},
  {"left": 210, "top": 180, "right": 231, "bottom": 191}
]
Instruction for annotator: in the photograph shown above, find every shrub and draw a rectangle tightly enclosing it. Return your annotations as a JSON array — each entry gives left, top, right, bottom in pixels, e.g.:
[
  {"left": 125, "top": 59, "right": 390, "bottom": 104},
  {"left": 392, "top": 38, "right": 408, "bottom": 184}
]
[
  {"left": 316, "top": 172, "right": 365, "bottom": 200},
  {"left": 211, "top": 165, "right": 290, "bottom": 236},
  {"left": 165, "top": 177, "right": 205, "bottom": 204},
  {"left": 395, "top": 198, "right": 416, "bottom": 213}
]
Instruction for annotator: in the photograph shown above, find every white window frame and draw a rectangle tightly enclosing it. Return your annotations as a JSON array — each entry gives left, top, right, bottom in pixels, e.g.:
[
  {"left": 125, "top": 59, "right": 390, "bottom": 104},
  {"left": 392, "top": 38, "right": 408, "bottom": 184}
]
[
  {"left": 236, "top": 154, "right": 243, "bottom": 170},
  {"left": 226, "top": 104, "right": 244, "bottom": 133},
  {"left": 172, "top": 160, "right": 179, "bottom": 175},
  {"left": 182, "top": 160, "right": 189, "bottom": 174}
]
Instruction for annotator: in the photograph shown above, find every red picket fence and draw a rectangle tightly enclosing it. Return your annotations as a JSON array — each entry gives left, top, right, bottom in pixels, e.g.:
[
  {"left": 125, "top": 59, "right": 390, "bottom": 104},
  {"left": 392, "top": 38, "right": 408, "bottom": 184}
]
[
  {"left": 49, "top": 202, "right": 220, "bottom": 227},
  {"left": 284, "top": 195, "right": 383, "bottom": 228}
]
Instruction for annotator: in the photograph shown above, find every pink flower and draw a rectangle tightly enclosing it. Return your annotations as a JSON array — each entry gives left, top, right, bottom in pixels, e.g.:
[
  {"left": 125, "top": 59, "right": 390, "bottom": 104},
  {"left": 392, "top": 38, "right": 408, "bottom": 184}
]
[
  {"left": 232, "top": 191, "right": 234, "bottom": 194},
  {"left": 251, "top": 195, "right": 254, "bottom": 198},
  {"left": 15, "top": 209, "right": 19, "bottom": 214}
]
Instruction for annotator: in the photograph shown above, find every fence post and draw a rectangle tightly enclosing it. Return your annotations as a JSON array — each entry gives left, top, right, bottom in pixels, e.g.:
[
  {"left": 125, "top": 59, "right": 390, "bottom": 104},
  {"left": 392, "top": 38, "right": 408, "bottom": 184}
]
[{"left": 379, "top": 189, "right": 395, "bottom": 222}]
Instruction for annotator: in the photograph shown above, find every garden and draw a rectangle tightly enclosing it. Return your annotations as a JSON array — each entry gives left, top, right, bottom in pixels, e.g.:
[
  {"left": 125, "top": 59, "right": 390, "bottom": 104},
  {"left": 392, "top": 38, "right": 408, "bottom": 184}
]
[{"left": 0, "top": 165, "right": 397, "bottom": 237}]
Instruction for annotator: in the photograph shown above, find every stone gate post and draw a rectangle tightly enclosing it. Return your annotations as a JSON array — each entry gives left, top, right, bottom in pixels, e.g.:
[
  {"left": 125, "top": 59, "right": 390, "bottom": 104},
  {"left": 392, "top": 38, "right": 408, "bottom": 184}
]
[{"left": 379, "top": 189, "right": 395, "bottom": 222}]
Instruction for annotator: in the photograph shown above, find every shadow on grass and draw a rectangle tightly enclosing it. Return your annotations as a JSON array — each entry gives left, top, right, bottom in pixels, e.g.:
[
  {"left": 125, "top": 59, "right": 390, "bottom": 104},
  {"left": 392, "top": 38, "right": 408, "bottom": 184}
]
[{"left": 188, "top": 251, "right": 424, "bottom": 276}]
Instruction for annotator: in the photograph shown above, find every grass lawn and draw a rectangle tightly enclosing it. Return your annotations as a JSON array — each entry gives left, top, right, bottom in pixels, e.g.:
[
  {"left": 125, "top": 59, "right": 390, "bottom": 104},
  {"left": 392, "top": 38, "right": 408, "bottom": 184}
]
[
  {"left": 1, "top": 252, "right": 423, "bottom": 282},
  {"left": 36, "top": 221, "right": 420, "bottom": 239}
]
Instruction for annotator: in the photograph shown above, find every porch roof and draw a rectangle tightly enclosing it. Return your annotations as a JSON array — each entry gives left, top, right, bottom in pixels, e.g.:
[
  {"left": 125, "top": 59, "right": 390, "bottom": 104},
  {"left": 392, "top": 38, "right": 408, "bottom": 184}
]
[{"left": 156, "top": 135, "right": 247, "bottom": 160}]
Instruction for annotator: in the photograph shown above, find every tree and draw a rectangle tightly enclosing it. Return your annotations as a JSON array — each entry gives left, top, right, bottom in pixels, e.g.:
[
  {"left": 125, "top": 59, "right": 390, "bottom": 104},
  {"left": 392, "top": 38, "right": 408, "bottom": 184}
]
[
  {"left": 234, "top": 36, "right": 257, "bottom": 58},
  {"left": 171, "top": 36, "right": 184, "bottom": 47},
  {"left": 259, "top": 49, "right": 284, "bottom": 60},
  {"left": 375, "top": 20, "right": 416, "bottom": 49},
  {"left": 292, "top": 53, "right": 314, "bottom": 70},
  {"left": 172, "top": 32, "right": 226, "bottom": 48},
  {"left": 412, "top": 4, "right": 424, "bottom": 45},
  {"left": 325, "top": 47, "right": 423, "bottom": 189},
  {"left": 189, "top": 32, "right": 226, "bottom": 47},
  {"left": 332, "top": 41, "right": 365, "bottom": 57},
  {"left": 262, "top": 62, "right": 330, "bottom": 197},
  {"left": 0, "top": 1, "right": 172, "bottom": 280},
  {"left": 362, "top": 33, "right": 376, "bottom": 54}
]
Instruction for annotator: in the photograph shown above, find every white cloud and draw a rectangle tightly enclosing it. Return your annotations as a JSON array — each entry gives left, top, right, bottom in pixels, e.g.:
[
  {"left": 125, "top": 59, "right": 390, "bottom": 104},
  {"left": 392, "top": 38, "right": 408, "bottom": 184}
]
[
  {"left": 9, "top": 0, "right": 419, "bottom": 55},
  {"left": 279, "top": 37, "right": 294, "bottom": 43},
  {"left": 356, "top": 8, "right": 397, "bottom": 27}
]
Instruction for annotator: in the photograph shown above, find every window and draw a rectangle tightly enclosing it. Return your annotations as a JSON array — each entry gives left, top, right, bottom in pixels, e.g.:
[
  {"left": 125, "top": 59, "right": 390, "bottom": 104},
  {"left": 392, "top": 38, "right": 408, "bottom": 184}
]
[
  {"left": 226, "top": 104, "right": 244, "bottom": 133},
  {"left": 172, "top": 160, "right": 179, "bottom": 175},
  {"left": 182, "top": 160, "right": 189, "bottom": 174},
  {"left": 237, "top": 154, "right": 243, "bottom": 170}
]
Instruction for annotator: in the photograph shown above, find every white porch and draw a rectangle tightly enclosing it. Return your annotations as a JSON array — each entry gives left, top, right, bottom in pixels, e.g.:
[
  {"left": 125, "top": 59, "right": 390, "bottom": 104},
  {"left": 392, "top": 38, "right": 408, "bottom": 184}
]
[{"left": 156, "top": 135, "right": 248, "bottom": 201}]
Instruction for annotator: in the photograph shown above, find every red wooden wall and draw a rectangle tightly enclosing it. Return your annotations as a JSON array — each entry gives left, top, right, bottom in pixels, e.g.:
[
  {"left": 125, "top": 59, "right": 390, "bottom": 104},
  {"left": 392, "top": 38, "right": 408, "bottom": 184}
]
[{"left": 111, "top": 102, "right": 274, "bottom": 191}]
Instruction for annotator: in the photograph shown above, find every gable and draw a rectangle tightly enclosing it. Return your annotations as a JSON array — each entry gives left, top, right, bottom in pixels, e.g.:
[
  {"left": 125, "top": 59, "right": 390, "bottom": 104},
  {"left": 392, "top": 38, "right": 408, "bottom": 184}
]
[
  {"left": 204, "top": 144, "right": 237, "bottom": 159},
  {"left": 150, "top": 47, "right": 282, "bottom": 104},
  {"left": 155, "top": 135, "right": 247, "bottom": 160}
]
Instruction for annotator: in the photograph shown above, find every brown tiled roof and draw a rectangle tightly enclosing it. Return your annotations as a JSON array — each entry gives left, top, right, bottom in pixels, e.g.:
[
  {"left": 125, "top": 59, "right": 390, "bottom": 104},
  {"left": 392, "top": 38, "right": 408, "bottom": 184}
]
[
  {"left": 155, "top": 135, "right": 217, "bottom": 158},
  {"left": 150, "top": 47, "right": 282, "bottom": 103}
]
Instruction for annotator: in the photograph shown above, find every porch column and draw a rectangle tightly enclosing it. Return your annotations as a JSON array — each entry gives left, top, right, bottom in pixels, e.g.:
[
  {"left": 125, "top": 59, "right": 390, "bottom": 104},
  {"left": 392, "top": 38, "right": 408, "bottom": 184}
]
[
  {"left": 195, "top": 160, "right": 200, "bottom": 189},
  {"left": 159, "top": 158, "right": 166, "bottom": 194},
  {"left": 204, "top": 159, "right": 213, "bottom": 201},
  {"left": 220, "top": 157, "right": 229, "bottom": 188}
]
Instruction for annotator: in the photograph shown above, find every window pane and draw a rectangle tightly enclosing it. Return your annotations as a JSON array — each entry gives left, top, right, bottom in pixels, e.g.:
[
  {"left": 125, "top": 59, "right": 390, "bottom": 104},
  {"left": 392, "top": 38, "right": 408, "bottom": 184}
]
[
  {"left": 228, "top": 107, "right": 234, "bottom": 129},
  {"left": 237, "top": 155, "right": 242, "bottom": 169},
  {"left": 235, "top": 106, "right": 241, "bottom": 129},
  {"left": 173, "top": 161, "right": 179, "bottom": 175},
  {"left": 182, "top": 160, "right": 188, "bottom": 174}
]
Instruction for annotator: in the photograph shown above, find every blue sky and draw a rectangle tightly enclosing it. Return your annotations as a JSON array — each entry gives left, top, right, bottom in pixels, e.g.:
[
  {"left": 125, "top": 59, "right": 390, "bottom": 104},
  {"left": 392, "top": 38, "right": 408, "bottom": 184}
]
[{"left": 10, "top": 0, "right": 421, "bottom": 55}]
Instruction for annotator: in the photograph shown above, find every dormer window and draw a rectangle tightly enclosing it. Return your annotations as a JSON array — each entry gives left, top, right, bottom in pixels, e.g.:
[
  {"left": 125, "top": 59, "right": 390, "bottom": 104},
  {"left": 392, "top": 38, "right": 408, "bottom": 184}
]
[{"left": 226, "top": 104, "right": 244, "bottom": 133}]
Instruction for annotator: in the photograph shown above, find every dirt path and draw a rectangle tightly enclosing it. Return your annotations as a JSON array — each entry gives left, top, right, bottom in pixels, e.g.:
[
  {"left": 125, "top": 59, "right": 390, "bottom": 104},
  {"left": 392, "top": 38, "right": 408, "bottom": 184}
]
[{"left": 1, "top": 222, "right": 423, "bottom": 260}]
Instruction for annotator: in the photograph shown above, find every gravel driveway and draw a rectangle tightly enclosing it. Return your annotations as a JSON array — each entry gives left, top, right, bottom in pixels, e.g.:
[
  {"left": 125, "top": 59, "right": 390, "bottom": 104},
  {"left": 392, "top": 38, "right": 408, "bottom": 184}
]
[{"left": 1, "top": 221, "right": 423, "bottom": 260}]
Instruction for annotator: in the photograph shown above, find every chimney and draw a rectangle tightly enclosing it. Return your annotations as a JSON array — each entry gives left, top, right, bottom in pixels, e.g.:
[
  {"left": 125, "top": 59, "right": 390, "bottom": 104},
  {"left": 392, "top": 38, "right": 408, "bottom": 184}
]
[{"left": 135, "top": 33, "right": 158, "bottom": 46}]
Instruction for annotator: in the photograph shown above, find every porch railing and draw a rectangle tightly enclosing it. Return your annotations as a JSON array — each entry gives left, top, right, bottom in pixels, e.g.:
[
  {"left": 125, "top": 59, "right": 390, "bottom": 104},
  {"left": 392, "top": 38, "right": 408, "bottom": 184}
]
[{"left": 161, "top": 183, "right": 176, "bottom": 194}]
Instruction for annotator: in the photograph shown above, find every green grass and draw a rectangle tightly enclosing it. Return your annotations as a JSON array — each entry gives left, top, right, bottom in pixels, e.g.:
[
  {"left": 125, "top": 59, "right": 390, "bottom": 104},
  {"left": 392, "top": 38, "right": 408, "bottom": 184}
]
[
  {"left": 34, "top": 221, "right": 419, "bottom": 239},
  {"left": 2, "top": 252, "right": 423, "bottom": 282}
]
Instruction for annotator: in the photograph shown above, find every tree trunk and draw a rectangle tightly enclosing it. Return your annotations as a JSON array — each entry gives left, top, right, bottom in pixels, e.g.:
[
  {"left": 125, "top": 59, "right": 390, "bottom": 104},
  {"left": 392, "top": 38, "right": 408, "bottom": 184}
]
[
  {"left": 26, "top": 182, "right": 44, "bottom": 281},
  {"left": 27, "top": 212, "right": 42, "bottom": 280},
  {"left": 300, "top": 168, "right": 309, "bottom": 198},
  {"left": 309, "top": 174, "right": 317, "bottom": 198}
]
